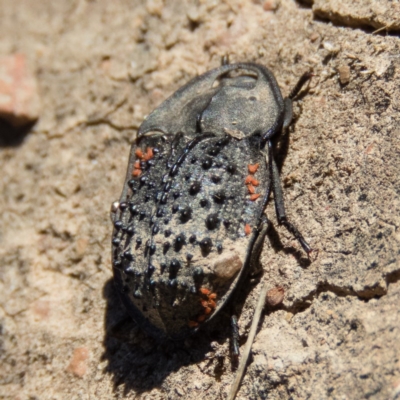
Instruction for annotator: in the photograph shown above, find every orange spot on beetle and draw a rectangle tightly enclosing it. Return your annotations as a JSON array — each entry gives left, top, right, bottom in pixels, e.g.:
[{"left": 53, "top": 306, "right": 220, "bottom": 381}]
[
  {"left": 247, "top": 185, "right": 256, "bottom": 194},
  {"left": 144, "top": 147, "right": 154, "bottom": 161},
  {"left": 201, "top": 300, "right": 208, "bottom": 308},
  {"left": 248, "top": 163, "right": 259, "bottom": 174},
  {"left": 209, "top": 293, "right": 217, "bottom": 300},
  {"left": 204, "top": 307, "right": 212, "bottom": 315},
  {"left": 135, "top": 148, "right": 144, "bottom": 159},
  {"left": 200, "top": 287, "right": 211, "bottom": 295},
  {"left": 245, "top": 223, "right": 252, "bottom": 235},
  {"left": 188, "top": 320, "right": 199, "bottom": 328},
  {"left": 252, "top": 178, "right": 260, "bottom": 186},
  {"left": 245, "top": 175, "right": 253, "bottom": 185},
  {"left": 134, "top": 160, "right": 141, "bottom": 169},
  {"left": 132, "top": 169, "right": 141, "bottom": 177},
  {"left": 245, "top": 175, "right": 260, "bottom": 186},
  {"left": 250, "top": 193, "right": 261, "bottom": 201},
  {"left": 208, "top": 299, "right": 216, "bottom": 309}
]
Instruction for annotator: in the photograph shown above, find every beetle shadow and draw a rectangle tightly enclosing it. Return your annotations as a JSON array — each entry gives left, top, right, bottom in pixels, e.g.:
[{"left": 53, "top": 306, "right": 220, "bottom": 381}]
[
  {"left": 0, "top": 118, "right": 35, "bottom": 147},
  {"left": 101, "top": 278, "right": 256, "bottom": 395},
  {"left": 101, "top": 279, "right": 197, "bottom": 394},
  {"left": 266, "top": 221, "right": 311, "bottom": 268}
]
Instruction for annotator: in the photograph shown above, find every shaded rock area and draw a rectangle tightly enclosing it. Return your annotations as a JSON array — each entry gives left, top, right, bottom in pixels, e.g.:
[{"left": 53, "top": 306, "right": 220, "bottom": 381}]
[{"left": 0, "top": 0, "right": 399, "bottom": 399}]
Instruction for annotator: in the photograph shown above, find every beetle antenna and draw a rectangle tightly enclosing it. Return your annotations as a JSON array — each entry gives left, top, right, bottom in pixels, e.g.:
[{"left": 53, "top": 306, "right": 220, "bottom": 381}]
[{"left": 221, "top": 54, "right": 230, "bottom": 66}]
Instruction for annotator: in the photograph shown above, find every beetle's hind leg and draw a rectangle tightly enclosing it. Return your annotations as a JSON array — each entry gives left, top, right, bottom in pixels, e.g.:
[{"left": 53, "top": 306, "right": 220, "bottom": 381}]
[
  {"left": 230, "top": 315, "right": 240, "bottom": 361},
  {"left": 268, "top": 141, "right": 313, "bottom": 255},
  {"left": 249, "top": 215, "right": 270, "bottom": 275}
]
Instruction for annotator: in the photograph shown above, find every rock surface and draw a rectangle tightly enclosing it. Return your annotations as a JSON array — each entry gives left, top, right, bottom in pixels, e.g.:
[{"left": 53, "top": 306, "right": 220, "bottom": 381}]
[
  {"left": 310, "top": 0, "right": 400, "bottom": 32},
  {"left": 0, "top": 54, "right": 40, "bottom": 127},
  {"left": 0, "top": 0, "right": 399, "bottom": 399}
]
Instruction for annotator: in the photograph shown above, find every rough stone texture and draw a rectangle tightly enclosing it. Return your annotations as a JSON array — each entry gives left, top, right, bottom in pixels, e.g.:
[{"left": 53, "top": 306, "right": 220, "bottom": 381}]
[
  {"left": 309, "top": 0, "right": 400, "bottom": 32},
  {"left": 0, "top": 0, "right": 399, "bottom": 399}
]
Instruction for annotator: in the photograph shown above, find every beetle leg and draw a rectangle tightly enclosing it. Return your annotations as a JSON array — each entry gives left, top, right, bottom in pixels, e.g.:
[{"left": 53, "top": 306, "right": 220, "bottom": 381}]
[
  {"left": 283, "top": 71, "right": 313, "bottom": 129},
  {"left": 283, "top": 98, "right": 293, "bottom": 129},
  {"left": 231, "top": 315, "right": 240, "bottom": 360},
  {"left": 288, "top": 71, "right": 313, "bottom": 100},
  {"left": 268, "top": 141, "right": 313, "bottom": 255},
  {"left": 249, "top": 215, "right": 270, "bottom": 274}
]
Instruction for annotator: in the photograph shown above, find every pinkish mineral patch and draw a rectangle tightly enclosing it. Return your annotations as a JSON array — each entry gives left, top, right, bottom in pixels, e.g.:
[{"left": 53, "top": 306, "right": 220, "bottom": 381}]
[{"left": 0, "top": 54, "right": 40, "bottom": 127}]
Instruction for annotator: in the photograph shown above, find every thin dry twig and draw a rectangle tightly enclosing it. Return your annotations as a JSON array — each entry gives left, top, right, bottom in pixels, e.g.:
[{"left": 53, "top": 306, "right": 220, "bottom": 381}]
[{"left": 228, "top": 283, "right": 268, "bottom": 400}]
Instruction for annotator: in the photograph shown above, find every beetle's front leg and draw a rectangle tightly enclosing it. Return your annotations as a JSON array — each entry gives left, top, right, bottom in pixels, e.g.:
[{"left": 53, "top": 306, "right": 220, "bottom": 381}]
[
  {"left": 268, "top": 140, "right": 313, "bottom": 255},
  {"left": 283, "top": 71, "right": 313, "bottom": 129}
]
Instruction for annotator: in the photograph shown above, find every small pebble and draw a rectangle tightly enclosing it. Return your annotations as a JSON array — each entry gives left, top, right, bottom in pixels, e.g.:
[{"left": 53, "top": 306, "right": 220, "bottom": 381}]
[
  {"left": 338, "top": 65, "right": 351, "bottom": 85},
  {"left": 266, "top": 286, "right": 285, "bottom": 306}
]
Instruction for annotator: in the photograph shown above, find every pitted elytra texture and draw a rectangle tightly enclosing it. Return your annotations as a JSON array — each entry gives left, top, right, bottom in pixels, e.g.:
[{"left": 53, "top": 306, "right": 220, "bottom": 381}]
[{"left": 111, "top": 63, "right": 313, "bottom": 340}]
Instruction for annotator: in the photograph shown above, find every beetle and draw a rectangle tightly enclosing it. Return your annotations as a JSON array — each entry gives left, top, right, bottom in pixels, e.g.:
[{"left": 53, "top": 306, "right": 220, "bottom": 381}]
[{"left": 110, "top": 61, "right": 313, "bottom": 342}]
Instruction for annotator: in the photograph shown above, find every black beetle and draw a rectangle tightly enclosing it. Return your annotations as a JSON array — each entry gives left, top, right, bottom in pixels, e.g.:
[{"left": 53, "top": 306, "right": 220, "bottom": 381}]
[{"left": 111, "top": 62, "right": 313, "bottom": 342}]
